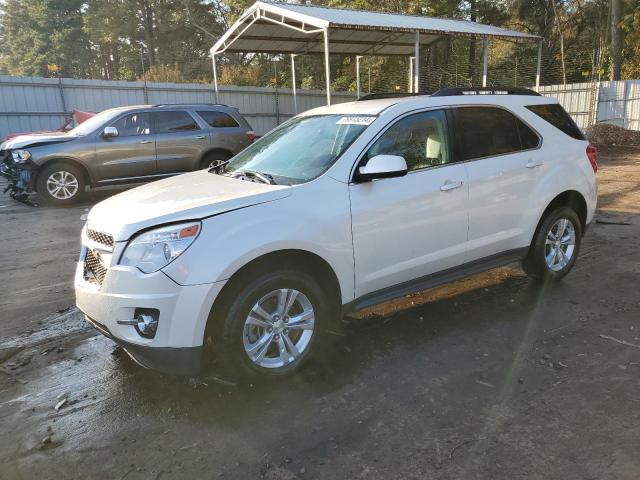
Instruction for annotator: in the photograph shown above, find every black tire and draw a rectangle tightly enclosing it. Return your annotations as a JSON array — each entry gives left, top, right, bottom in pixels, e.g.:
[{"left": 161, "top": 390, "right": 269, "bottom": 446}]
[
  {"left": 212, "top": 269, "right": 330, "bottom": 379},
  {"left": 522, "top": 206, "right": 582, "bottom": 282},
  {"left": 36, "top": 162, "right": 85, "bottom": 206},
  {"left": 199, "top": 151, "right": 231, "bottom": 170}
]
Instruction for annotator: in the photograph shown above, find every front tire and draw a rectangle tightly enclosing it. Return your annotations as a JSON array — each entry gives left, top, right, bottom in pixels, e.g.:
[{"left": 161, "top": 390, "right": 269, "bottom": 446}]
[
  {"left": 36, "top": 163, "right": 85, "bottom": 206},
  {"left": 214, "top": 269, "right": 329, "bottom": 378},
  {"left": 522, "top": 206, "right": 582, "bottom": 282}
]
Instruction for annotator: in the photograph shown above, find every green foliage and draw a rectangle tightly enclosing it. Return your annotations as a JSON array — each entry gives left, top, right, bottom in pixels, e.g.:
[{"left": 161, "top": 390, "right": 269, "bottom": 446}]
[{"left": 0, "top": 0, "right": 638, "bottom": 85}]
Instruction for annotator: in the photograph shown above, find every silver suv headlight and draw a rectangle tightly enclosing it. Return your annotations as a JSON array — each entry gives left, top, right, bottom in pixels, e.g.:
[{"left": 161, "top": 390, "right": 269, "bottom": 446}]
[
  {"left": 11, "top": 149, "right": 32, "bottom": 163},
  {"left": 119, "top": 222, "right": 201, "bottom": 273}
]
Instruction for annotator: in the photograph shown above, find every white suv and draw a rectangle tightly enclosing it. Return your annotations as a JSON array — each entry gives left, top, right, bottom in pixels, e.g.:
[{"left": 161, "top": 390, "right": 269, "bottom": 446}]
[{"left": 75, "top": 88, "right": 598, "bottom": 377}]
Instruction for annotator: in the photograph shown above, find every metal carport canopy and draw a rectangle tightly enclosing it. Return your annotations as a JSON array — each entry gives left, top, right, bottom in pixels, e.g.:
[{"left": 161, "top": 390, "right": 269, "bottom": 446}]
[{"left": 210, "top": 1, "right": 541, "bottom": 105}]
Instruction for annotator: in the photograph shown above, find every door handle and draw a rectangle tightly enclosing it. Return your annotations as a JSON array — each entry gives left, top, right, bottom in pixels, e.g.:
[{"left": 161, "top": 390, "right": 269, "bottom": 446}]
[
  {"left": 139, "top": 140, "right": 153, "bottom": 145},
  {"left": 195, "top": 135, "right": 206, "bottom": 140},
  {"left": 440, "top": 180, "right": 464, "bottom": 192},
  {"left": 525, "top": 159, "right": 543, "bottom": 169}
]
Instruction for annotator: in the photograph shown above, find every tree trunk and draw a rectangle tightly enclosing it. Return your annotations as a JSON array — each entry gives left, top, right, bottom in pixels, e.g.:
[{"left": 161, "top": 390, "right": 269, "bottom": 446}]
[{"left": 610, "top": 0, "right": 622, "bottom": 80}]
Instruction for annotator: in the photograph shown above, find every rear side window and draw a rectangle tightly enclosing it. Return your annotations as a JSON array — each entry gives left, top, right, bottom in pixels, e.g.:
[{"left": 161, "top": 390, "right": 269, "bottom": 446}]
[
  {"left": 197, "top": 110, "right": 240, "bottom": 128},
  {"left": 154, "top": 111, "right": 200, "bottom": 133},
  {"left": 526, "top": 104, "right": 585, "bottom": 140},
  {"left": 453, "top": 107, "right": 540, "bottom": 161}
]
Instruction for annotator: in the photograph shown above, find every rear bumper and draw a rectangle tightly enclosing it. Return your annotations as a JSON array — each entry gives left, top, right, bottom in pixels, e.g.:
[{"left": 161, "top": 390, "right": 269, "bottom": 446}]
[{"left": 85, "top": 315, "right": 202, "bottom": 376}]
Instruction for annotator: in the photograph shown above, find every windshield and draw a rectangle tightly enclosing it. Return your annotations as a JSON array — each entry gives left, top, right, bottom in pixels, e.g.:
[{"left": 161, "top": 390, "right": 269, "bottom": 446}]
[
  {"left": 224, "top": 114, "right": 374, "bottom": 184},
  {"left": 67, "top": 109, "right": 122, "bottom": 136}
]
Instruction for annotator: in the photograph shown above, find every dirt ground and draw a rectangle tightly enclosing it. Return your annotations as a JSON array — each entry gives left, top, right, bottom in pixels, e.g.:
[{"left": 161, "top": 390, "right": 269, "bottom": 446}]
[{"left": 0, "top": 147, "right": 639, "bottom": 480}]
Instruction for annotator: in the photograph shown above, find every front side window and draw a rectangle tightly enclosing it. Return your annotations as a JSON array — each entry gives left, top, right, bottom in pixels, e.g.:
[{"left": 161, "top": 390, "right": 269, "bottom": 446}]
[
  {"left": 197, "top": 110, "right": 240, "bottom": 128},
  {"left": 110, "top": 112, "right": 152, "bottom": 137},
  {"left": 453, "top": 107, "right": 539, "bottom": 161},
  {"left": 154, "top": 111, "right": 200, "bottom": 133},
  {"left": 367, "top": 109, "right": 450, "bottom": 171},
  {"left": 223, "top": 115, "right": 372, "bottom": 185}
]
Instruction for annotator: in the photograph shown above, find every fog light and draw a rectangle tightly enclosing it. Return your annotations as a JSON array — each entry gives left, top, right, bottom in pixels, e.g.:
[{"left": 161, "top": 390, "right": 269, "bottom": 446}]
[
  {"left": 117, "top": 308, "right": 159, "bottom": 338},
  {"left": 136, "top": 313, "right": 158, "bottom": 338}
]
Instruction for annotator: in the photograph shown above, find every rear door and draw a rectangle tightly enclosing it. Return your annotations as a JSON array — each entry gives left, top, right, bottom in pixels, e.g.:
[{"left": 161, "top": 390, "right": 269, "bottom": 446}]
[
  {"left": 452, "top": 106, "right": 542, "bottom": 260},
  {"left": 153, "top": 110, "right": 209, "bottom": 174},
  {"left": 349, "top": 109, "right": 469, "bottom": 297},
  {"left": 196, "top": 109, "right": 252, "bottom": 155},
  {"left": 94, "top": 111, "right": 156, "bottom": 183}
]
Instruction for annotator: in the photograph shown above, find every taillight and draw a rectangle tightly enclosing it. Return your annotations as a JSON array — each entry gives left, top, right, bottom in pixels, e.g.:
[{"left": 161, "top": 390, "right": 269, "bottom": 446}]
[
  {"left": 246, "top": 130, "right": 256, "bottom": 143},
  {"left": 586, "top": 144, "right": 597, "bottom": 173}
]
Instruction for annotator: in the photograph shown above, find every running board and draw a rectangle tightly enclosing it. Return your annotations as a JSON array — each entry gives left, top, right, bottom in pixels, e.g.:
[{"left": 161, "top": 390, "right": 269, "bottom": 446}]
[{"left": 342, "top": 248, "right": 528, "bottom": 315}]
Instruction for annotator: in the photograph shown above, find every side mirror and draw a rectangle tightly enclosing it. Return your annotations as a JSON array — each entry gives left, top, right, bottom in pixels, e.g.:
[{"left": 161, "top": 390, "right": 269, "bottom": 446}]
[
  {"left": 102, "top": 126, "right": 118, "bottom": 138},
  {"left": 356, "top": 154, "right": 408, "bottom": 181}
]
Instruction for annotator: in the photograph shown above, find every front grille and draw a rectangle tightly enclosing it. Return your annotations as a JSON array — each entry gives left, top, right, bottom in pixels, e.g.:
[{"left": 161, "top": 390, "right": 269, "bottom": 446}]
[
  {"left": 84, "top": 249, "right": 107, "bottom": 285},
  {"left": 87, "top": 229, "right": 114, "bottom": 249}
]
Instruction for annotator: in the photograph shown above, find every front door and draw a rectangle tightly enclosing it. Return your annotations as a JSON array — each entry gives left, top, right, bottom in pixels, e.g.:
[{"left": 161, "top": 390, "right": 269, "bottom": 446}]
[
  {"left": 94, "top": 111, "right": 156, "bottom": 183},
  {"left": 349, "top": 109, "right": 469, "bottom": 298}
]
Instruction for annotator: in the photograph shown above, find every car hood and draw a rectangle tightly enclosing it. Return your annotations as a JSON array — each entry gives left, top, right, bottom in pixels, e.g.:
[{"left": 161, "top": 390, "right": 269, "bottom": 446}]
[
  {"left": 1, "top": 133, "right": 76, "bottom": 150},
  {"left": 87, "top": 170, "right": 291, "bottom": 241}
]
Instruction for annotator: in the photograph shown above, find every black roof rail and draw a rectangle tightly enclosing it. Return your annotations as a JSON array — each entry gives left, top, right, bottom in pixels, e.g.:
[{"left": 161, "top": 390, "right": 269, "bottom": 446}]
[
  {"left": 431, "top": 87, "right": 541, "bottom": 97},
  {"left": 357, "top": 92, "right": 432, "bottom": 101}
]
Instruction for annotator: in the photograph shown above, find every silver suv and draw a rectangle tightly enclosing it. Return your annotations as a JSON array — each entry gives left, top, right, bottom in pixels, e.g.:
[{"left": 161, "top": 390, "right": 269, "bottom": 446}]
[{"left": 0, "top": 104, "right": 255, "bottom": 205}]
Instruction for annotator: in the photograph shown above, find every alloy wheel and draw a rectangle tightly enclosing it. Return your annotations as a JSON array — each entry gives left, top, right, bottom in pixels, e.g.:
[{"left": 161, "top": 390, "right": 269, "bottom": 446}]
[
  {"left": 46, "top": 171, "right": 79, "bottom": 200},
  {"left": 242, "top": 288, "right": 315, "bottom": 369},
  {"left": 544, "top": 218, "right": 576, "bottom": 272}
]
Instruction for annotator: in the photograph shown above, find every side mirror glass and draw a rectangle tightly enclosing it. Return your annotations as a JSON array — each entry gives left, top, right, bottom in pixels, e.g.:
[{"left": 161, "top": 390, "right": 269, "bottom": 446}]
[
  {"left": 356, "top": 154, "right": 408, "bottom": 181},
  {"left": 102, "top": 126, "right": 118, "bottom": 138}
]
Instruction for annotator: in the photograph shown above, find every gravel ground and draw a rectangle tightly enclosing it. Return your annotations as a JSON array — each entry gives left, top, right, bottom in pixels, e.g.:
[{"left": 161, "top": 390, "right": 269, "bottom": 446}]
[{"left": 0, "top": 147, "right": 639, "bottom": 480}]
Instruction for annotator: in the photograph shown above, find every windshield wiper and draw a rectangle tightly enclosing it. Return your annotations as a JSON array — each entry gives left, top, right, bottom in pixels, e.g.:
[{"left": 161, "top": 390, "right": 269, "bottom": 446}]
[
  {"left": 207, "top": 159, "right": 231, "bottom": 174},
  {"left": 228, "top": 170, "right": 276, "bottom": 185}
]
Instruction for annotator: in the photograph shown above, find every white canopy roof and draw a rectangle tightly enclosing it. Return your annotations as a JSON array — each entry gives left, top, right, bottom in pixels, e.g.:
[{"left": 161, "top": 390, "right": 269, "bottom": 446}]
[{"left": 211, "top": 1, "right": 540, "bottom": 56}]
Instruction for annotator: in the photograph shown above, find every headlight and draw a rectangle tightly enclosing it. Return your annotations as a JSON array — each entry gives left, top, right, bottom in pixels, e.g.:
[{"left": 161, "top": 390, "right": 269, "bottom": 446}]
[
  {"left": 11, "top": 149, "right": 32, "bottom": 163},
  {"left": 119, "top": 222, "right": 201, "bottom": 273}
]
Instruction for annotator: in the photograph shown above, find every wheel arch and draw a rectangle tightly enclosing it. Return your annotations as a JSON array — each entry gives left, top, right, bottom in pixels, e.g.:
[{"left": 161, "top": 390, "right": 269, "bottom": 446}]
[
  {"left": 204, "top": 249, "right": 343, "bottom": 339},
  {"left": 530, "top": 190, "right": 588, "bottom": 247},
  {"left": 197, "top": 148, "right": 234, "bottom": 168},
  {"left": 35, "top": 157, "right": 92, "bottom": 188}
]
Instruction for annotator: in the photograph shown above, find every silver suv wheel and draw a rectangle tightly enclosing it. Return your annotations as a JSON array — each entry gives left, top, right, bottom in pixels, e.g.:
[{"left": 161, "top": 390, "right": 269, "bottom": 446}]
[
  {"left": 242, "top": 288, "right": 315, "bottom": 369},
  {"left": 46, "top": 171, "right": 79, "bottom": 200}
]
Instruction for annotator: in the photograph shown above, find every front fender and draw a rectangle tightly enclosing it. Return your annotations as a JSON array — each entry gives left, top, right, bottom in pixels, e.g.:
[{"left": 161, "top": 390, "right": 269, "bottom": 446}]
[{"left": 162, "top": 178, "right": 355, "bottom": 304}]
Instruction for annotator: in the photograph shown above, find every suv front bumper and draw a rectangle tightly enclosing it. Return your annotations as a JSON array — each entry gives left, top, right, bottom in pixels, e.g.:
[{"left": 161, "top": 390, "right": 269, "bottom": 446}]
[{"left": 75, "top": 257, "right": 226, "bottom": 376}]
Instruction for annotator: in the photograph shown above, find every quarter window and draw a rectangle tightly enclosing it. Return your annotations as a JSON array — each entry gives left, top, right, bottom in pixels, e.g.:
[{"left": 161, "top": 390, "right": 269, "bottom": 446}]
[
  {"left": 197, "top": 110, "right": 240, "bottom": 128},
  {"left": 526, "top": 104, "right": 585, "bottom": 140},
  {"left": 154, "top": 111, "right": 200, "bottom": 133},
  {"left": 110, "top": 112, "right": 152, "bottom": 137},
  {"left": 453, "top": 107, "right": 539, "bottom": 160},
  {"left": 367, "top": 109, "right": 450, "bottom": 171}
]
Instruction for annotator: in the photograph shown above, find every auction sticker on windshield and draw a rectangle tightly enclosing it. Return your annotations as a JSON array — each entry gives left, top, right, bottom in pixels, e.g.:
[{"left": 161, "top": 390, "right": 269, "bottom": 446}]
[{"left": 336, "top": 116, "right": 376, "bottom": 125}]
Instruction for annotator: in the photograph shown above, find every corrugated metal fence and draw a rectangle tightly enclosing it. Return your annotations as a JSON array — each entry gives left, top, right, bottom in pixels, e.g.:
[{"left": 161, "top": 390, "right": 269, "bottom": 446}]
[
  {"left": 538, "top": 80, "right": 640, "bottom": 131},
  {"left": 1, "top": 75, "right": 639, "bottom": 139},
  {"left": 0, "top": 75, "right": 355, "bottom": 139}
]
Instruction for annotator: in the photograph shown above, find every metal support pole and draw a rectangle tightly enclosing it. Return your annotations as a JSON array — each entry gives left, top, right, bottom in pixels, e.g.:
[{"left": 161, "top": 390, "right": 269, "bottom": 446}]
[
  {"left": 356, "top": 55, "right": 362, "bottom": 99},
  {"left": 482, "top": 38, "right": 489, "bottom": 87},
  {"left": 414, "top": 32, "right": 420, "bottom": 93},
  {"left": 212, "top": 53, "right": 219, "bottom": 103},
  {"left": 409, "top": 57, "right": 414, "bottom": 93},
  {"left": 535, "top": 40, "right": 543, "bottom": 91},
  {"left": 290, "top": 54, "right": 298, "bottom": 114},
  {"left": 323, "top": 29, "right": 331, "bottom": 105}
]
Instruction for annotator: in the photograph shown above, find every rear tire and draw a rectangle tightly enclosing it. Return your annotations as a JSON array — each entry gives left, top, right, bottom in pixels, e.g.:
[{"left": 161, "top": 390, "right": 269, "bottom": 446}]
[
  {"left": 36, "top": 163, "right": 85, "bottom": 206},
  {"left": 199, "top": 151, "right": 231, "bottom": 170},
  {"left": 522, "top": 206, "right": 582, "bottom": 282},
  {"left": 212, "top": 269, "right": 330, "bottom": 379}
]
